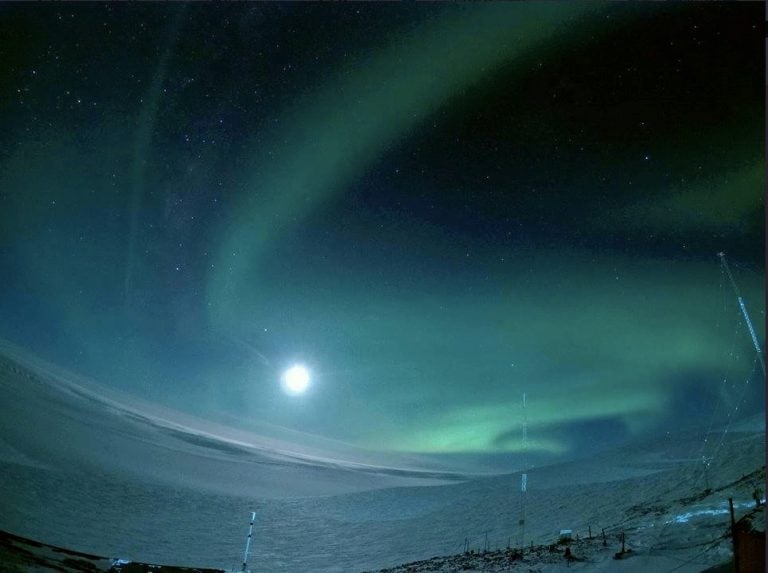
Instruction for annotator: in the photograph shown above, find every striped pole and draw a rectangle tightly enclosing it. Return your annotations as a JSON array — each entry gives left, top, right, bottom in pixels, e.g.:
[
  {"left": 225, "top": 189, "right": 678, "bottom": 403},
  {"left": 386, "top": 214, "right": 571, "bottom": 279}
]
[{"left": 242, "top": 511, "right": 256, "bottom": 572}]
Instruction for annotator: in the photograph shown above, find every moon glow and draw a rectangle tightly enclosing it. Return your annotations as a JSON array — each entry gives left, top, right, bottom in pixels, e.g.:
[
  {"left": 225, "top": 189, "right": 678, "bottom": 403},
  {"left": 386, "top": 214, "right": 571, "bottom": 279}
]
[{"left": 282, "top": 365, "right": 311, "bottom": 395}]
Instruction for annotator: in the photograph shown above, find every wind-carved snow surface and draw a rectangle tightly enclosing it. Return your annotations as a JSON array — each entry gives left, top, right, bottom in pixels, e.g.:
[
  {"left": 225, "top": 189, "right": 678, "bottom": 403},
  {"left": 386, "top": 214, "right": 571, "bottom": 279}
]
[{"left": 0, "top": 346, "right": 764, "bottom": 572}]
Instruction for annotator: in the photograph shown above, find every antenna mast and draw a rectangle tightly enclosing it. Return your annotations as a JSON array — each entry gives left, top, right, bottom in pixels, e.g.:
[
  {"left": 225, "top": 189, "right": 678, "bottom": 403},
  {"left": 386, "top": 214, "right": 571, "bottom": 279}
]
[
  {"left": 718, "top": 252, "right": 765, "bottom": 377},
  {"left": 519, "top": 392, "right": 528, "bottom": 552}
]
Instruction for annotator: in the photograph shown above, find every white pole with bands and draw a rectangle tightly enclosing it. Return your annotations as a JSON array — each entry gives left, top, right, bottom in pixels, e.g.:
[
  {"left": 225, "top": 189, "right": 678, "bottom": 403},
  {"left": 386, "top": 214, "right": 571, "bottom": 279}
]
[{"left": 242, "top": 511, "right": 256, "bottom": 572}]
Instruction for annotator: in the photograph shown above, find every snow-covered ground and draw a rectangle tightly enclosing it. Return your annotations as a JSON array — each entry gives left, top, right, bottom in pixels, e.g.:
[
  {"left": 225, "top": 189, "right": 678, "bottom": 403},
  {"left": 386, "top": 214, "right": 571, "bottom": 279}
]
[{"left": 0, "top": 346, "right": 764, "bottom": 572}]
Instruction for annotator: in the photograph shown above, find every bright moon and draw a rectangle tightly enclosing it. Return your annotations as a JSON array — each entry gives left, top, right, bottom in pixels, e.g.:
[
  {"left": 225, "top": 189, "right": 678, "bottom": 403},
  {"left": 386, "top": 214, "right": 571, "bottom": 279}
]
[{"left": 282, "top": 365, "right": 310, "bottom": 395}]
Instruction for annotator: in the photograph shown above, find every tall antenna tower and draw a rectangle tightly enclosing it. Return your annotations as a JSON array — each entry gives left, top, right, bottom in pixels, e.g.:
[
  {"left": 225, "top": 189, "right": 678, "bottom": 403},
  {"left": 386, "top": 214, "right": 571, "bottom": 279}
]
[
  {"left": 717, "top": 252, "right": 765, "bottom": 377},
  {"left": 519, "top": 392, "right": 528, "bottom": 552}
]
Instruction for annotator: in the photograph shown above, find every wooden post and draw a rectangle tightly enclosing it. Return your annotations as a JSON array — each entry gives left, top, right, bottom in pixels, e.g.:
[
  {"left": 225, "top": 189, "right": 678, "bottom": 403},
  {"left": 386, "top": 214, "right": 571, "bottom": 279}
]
[
  {"left": 588, "top": 525, "right": 592, "bottom": 539},
  {"left": 601, "top": 528, "right": 606, "bottom": 546},
  {"left": 621, "top": 532, "right": 625, "bottom": 554},
  {"left": 729, "top": 497, "right": 739, "bottom": 573}
]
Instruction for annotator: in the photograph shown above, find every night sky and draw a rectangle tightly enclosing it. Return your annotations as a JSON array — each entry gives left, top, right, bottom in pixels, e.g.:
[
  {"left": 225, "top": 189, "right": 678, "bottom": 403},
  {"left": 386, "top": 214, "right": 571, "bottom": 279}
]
[{"left": 0, "top": 3, "right": 764, "bottom": 469}]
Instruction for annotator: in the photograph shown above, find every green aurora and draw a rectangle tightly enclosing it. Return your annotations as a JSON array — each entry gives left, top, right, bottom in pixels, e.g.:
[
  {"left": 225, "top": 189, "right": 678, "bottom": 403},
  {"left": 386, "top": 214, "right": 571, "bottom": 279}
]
[{"left": 0, "top": 2, "right": 763, "bottom": 466}]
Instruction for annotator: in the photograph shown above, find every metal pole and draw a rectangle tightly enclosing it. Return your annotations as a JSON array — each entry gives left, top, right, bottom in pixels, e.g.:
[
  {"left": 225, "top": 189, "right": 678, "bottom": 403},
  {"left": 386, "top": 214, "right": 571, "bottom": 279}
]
[
  {"left": 519, "top": 392, "right": 528, "bottom": 552},
  {"left": 728, "top": 497, "right": 739, "bottom": 573},
  {"left": 718, "top": 253, "right": 765, "bottom": 377},
  {"left": 242, "top": 511, "right": 256, "bottom": 572},
  {"left": 737, "top": 296, "right": 765, "bottom": 376}
]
